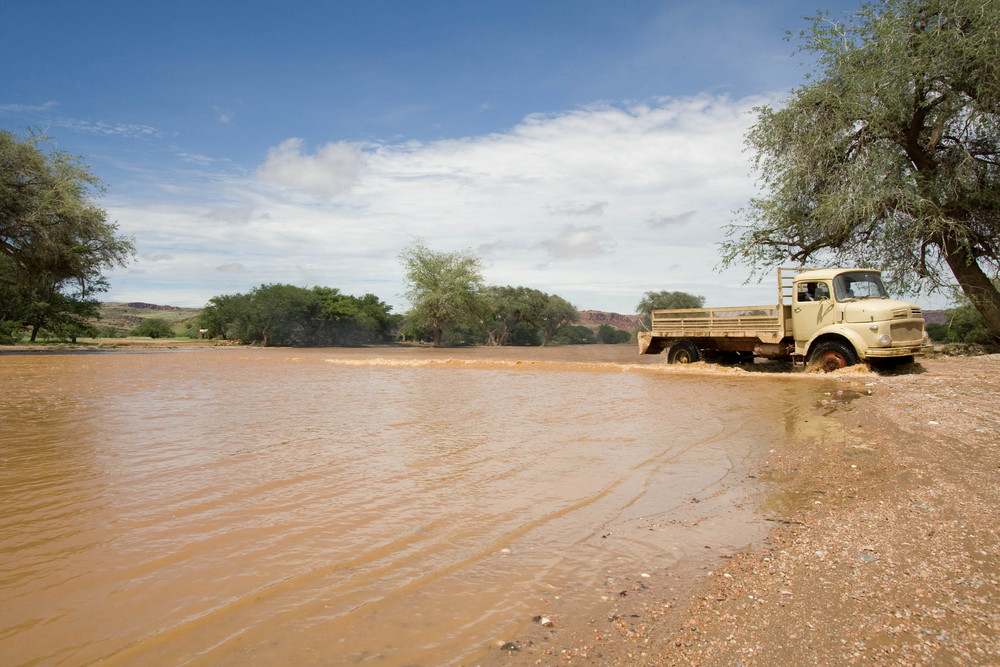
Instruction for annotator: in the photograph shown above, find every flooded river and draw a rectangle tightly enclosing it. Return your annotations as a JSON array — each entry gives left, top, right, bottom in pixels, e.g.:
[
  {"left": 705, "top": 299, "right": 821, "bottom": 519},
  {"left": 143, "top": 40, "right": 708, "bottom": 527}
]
[{"left": 0, "top": 346, "right": 844, "bottom": 665}]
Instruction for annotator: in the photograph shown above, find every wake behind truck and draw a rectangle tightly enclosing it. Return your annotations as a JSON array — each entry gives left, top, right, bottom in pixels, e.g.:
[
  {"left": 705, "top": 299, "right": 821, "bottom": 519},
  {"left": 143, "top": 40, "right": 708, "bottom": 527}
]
[{"left": 638, "top": 268, "right": 933, "bottom": 370}]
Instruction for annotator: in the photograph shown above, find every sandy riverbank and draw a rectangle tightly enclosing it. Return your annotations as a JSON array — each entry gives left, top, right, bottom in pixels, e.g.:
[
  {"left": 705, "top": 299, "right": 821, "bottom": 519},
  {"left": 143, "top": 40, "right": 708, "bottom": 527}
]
[{"left": 481, "top": 354, "right": 1000, "bottom": 665}]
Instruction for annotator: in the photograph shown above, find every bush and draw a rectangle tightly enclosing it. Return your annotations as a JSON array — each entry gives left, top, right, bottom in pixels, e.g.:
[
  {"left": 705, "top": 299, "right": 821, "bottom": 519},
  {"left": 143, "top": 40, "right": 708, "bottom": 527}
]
[
  {"left": 929, "top": 304, "right": 993, "bottom": 344},
  {"left": 550, "top": 325, "right": 596, "bottom": 345},
  {"left": 597, "top": 324, "right": 631, "bottom": 344},
  {"left": 0, "top": 320, "right": 23, "bottom": 344},
  {"left": 131, "top": 318, "right": 175, "bottom": 339}
]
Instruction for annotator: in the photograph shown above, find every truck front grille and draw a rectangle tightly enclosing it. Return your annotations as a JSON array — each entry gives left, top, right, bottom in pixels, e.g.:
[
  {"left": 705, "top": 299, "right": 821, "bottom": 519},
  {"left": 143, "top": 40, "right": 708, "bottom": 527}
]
[{"left": 891, "top": 322, "right": 923, "bottom": 343}]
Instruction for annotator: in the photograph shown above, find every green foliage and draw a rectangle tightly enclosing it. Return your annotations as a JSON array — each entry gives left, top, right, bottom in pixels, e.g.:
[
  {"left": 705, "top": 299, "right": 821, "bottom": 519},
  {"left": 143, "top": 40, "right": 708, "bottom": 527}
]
[
  {"left": 131, "top": 317, "right": 175, "bottom": 339},
  {"left": 550, "top": 325, "right": 596, "bottom": 345},
  {"left": 481, "top": 285, "right": 578, "bottom": 346},
  {"left": 507, "top": 322, "right": 542, "bottom": 346},
  {"left": 0, "top": 320, "right": 22, "bottom": 344},
  {"left": 0, "top": 276, "right": 105, "bottom": 342},
  {"left": 928, "top": 288, "right": 995, "bottom": 344},
  {"left": 537, "top": 294, "right": 578, "bottom": 346},
  {"left": 0, "top": 130, "right": 134, "bottom": 341},
  {"left": 636, "top": 290, "right": 705, "bottom": 328},
  {"left": 399, "top": 242, "right": 485, "bottom": 346},
  {"left": 176, "top": 322, "right": 197, "bottom": 339},
  {"left": 397, "top": 243, "right": 582, "bottom": 347},
  {"left": 943, "top": 306, "right": 991, "bottom": 345},
  {"left": 482, "top": 285, "right": 544, "bottom": 345},
  {"left": 721, "top": 0, "right": 1000, "bottom": 341},
  {"left": 597, "top": 324, "right": 631, "bottom": 344},
  {"left": 200, "top": 284, "right": 399, "bottom": 346}
]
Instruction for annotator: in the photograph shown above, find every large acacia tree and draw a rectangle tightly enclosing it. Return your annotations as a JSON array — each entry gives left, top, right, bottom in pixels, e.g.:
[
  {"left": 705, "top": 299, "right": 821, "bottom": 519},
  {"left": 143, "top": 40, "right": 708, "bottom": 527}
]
[
  {"left": 399, "top": 241, "right": 485, "bottom": 346},
  {"left": 0, "top": 130, "right": 134, "bottom": 341},
  {"left": 721, "top": 0, "right": 1000, "bottom": 340}
]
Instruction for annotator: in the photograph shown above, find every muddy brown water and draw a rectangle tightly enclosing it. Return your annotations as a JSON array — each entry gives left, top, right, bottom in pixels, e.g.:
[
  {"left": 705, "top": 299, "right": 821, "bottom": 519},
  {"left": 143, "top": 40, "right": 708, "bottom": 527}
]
[{"left": 0, "top": 345, "right": 847, "bottom": 665}]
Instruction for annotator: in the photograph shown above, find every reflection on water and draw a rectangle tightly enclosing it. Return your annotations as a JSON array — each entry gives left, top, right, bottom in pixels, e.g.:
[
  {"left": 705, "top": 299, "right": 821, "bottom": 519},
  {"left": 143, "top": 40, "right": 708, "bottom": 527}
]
[{"left": 0, "top": 346, "right": 843, "bottom": 665}]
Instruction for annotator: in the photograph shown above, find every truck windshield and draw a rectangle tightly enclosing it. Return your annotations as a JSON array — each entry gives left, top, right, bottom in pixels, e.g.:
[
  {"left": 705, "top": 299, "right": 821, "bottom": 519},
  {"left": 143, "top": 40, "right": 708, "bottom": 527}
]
[{"left": 833, "top": 271, "right": 888, "bottom": 301}]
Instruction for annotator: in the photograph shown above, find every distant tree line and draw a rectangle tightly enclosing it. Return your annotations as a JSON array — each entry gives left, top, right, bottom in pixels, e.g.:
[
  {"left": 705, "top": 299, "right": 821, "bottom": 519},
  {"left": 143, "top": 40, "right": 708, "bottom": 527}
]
[
  {"left": 196, "top": 244, "right": 638, "bottom": 348},
  {"left": 199, "top": 284, "right": 400, "bottom": 346},
  {"left": 397, "top": 242, "right": 634, "bottom": 347}
]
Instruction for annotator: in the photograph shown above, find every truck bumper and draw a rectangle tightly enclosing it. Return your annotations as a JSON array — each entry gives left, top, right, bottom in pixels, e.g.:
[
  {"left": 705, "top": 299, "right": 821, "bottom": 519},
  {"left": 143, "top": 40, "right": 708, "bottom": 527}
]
[
  {"left": 864, "top": 343, "right": 933, "bottom": 358},
  {"left": 637, "top": 332, "right": 664, "bottom": 355}
]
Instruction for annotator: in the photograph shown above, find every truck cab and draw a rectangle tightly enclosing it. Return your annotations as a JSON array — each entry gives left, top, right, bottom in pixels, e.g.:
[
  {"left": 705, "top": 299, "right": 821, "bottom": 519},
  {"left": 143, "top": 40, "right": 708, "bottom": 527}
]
[{"left": 790, "top": 269, "right": 931, "bottom": 369}]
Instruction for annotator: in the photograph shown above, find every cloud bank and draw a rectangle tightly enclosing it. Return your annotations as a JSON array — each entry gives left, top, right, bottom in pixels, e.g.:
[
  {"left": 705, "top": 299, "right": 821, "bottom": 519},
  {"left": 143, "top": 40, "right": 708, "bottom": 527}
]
[{"left": 108, "top": 93, "right": 777, "bottom": 311}]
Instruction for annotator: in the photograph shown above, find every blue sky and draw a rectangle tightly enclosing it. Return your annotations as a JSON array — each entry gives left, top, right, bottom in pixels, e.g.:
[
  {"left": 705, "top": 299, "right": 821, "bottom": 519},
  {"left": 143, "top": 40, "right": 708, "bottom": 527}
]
[{"left": 3, "top": 0, "right": 910, "bottom": 313}]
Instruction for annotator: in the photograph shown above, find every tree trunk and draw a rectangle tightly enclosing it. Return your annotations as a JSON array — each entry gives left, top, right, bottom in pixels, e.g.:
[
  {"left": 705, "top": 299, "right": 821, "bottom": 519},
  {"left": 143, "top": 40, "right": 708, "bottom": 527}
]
[
  {"left": 30, "top": 323, "right": 40, "bottom": 342},
  {"left": 941, "top": 236, "right": 1000, "bottom": 342}
]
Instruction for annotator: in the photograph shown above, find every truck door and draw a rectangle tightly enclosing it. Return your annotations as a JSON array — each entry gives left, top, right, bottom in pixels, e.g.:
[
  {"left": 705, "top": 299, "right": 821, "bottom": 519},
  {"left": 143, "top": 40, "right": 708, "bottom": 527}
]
[{"left": 792, "top": 280, "right": 835, "bottom": 345}]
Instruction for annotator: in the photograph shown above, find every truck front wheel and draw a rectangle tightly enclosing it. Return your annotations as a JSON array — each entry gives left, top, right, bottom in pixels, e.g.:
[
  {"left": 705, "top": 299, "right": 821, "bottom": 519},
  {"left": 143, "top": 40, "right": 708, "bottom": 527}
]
[
  {"left": 809, "top": 341, "right": 858, "bottom": 372},
  {"left": 667, "top": 341, "right": 700, "bottom": 364}
]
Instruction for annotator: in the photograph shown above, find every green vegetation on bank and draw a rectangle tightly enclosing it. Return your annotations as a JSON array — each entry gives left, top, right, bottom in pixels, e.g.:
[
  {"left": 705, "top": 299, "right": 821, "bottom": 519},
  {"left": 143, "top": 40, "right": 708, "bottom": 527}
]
[
  {"left": 397, "top": 242, "right": 581, "bottom": 347},
  {"left": 200, "top": 284, "right": 399, "bottom": 346},
  {"left": 926, "top": 290, "right": 999, "bottom": 346},
  {"left": 1, "top": 130, "right": 134, "bottom": 344},
  {"left": 194, "top": 243, "right": 629, "bottom": 347}
]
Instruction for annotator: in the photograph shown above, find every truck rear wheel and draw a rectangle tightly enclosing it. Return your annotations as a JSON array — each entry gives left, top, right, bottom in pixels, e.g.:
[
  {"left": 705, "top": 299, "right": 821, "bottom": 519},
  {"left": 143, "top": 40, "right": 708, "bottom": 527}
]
[
  {"left": 809, "top": 341, "right": 858, "bottom": 372},
  {"left": 667, "top": 341, "right": 700, "bottom": 364}
]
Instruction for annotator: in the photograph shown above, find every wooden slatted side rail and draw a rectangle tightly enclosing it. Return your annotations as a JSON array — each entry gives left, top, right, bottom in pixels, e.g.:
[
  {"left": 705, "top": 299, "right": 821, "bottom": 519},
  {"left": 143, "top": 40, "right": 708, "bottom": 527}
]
[{"left": 651, "top": 306, "right": 782, "bottom": 335}]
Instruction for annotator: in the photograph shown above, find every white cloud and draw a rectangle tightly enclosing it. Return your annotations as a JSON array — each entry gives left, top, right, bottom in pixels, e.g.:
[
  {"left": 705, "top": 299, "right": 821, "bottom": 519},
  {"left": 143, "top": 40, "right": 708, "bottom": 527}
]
[
  {"left": 548, "top": 202, "right": 608, "bottom": 217},
  {"left": 216, "top": 263, "right": 247, "bottom": 274},
  {"left": 0, "top": 101, "right": 57, "bottom": 112},
  {"left": 213, "top": 106, "right": 233, "bottom": 123},
  {"left": 56, "top": 118, "right": 159, "bottom": 138},
  {"left": 647, "top": 210, "right": 696, "bottom": 228},
  {"left": 539, "top": 224, "right": 611, "bottom": 259},
  {"left": 108, "top": 93, "right": 787, "bottom": 311},
  {"left": 256, "top": 138, "right": 363, "bottom": 197}
]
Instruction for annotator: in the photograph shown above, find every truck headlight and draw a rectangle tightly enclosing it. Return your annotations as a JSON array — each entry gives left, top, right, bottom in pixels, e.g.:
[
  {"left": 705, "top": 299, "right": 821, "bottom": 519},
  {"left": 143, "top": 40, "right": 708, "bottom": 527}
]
[{"left": 878, "top": 333, "right": 891, "bottom": 345}]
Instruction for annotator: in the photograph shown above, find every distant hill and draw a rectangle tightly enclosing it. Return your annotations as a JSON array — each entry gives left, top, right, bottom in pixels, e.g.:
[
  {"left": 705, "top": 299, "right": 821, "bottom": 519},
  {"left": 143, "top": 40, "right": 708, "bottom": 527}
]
[
  {"left": 121, "top": 302, "right": 185, "bottom": 311},
  {"left": 95, "top": 302, "right": 203, "bottom": 335},
  {"left": 922, "top": 309, "right": 946, "bottom": 325},
  {"left": 575, "top": 310, "right": 639, "bottom": 332}
]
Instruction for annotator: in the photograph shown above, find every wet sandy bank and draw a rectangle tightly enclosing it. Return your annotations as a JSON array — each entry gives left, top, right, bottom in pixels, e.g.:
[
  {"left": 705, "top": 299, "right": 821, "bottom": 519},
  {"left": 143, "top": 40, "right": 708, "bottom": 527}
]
[{"left": 479, "top": 355, "right": 1000, "bottom": 666}]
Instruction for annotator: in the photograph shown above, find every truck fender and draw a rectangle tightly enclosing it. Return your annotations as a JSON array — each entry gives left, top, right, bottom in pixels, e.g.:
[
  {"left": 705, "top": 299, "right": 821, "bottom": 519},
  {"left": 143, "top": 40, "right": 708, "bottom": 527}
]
[{"left": 804, "top": 326, "right": 868, "bottom": 361}]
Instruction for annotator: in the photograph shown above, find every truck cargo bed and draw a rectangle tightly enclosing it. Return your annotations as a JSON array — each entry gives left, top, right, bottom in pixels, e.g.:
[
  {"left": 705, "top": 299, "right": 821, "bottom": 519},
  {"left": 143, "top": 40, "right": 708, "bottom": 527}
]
[{"left": 638, "top": 305, "right": 787, "bottom": 355}]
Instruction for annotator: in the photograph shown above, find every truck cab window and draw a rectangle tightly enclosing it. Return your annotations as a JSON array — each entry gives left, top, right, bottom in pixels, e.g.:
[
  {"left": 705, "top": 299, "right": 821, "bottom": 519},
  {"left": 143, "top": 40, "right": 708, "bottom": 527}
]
[
  {"left": 797, "top": 282, "right": 828, "bottom": 302},
  {"left": 834, "top": 272, "right": 888, "bottom": 301}
]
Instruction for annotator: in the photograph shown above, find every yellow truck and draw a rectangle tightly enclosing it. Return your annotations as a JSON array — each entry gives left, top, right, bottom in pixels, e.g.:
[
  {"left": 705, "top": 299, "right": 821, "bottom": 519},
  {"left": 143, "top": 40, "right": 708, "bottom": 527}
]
[{"left": 637, "top": 268, "right": 933, "bottom": 370}]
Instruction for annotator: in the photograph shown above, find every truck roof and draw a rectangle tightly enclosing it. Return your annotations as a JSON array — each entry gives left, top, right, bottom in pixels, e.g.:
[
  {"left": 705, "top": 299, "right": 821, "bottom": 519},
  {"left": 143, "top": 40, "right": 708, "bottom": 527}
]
[{"left": 793, "top": 267, "right": 881, "bottom": 281}]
